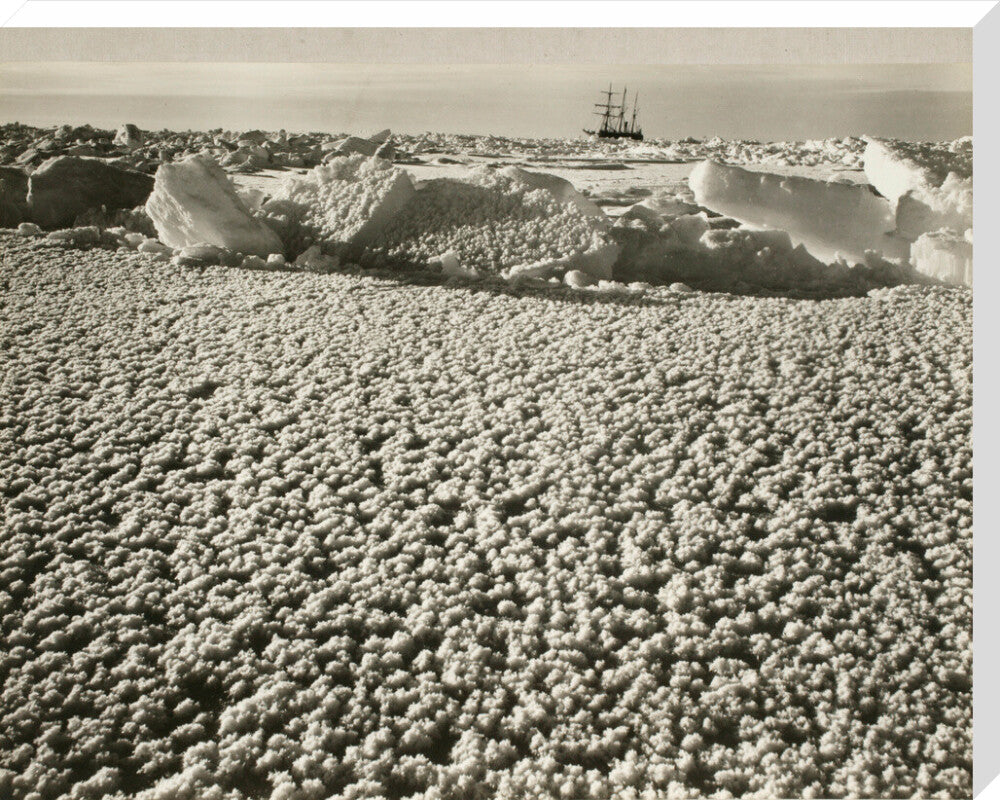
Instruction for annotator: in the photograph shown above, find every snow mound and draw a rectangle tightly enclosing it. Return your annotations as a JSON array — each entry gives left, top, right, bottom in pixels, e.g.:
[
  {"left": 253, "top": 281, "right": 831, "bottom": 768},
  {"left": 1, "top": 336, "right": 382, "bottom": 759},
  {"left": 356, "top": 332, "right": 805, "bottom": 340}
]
[
  {"left": 499, "top": 165, "right": 608, "bottom": 225},
  {"left": 690, "top": 159, "right": 908, "bottom": 264},
  {"left": 323, "top": 130, "right": 392, "bottom": 160},
  {"left": 436, "top": 250, "right": 480, "bottom": 279},
  {"left": 328, "top": 135, "right": 379, "bottom": 158},
  {"left": 262, "top": 155, "right": 416, "bottom": 254},
  {"left": 221, "top": 145, "right": 270, "bottom": 170},
  {"left": 293, "top": 244, "right": 339, "bottom": 273},
  {"left": 258, "top": 159, "right": 614, "bottom": 279},
  {"left": 631, "top": 191, "right": 703, "bottom": 222},
  {"left": 861, "top": 138, "right": 972, "bottom": 284},
  {"left": 615, "top": 202, "right": 666, "bottom": 231},
  {"left": 113, "top": 123, "right": 144, "bottom": 150},
  {"left": 895, "top": 172, "right": 972, "bottom": 242},
  {"left": 145, "top": 155, "right": 283, "bottom": 257},
  {"left": 564, "top": 268, "right": 596, "bottom": 288},
  {"left": 507, "top": 235, "right": 619, "bottom": 282},
  {"left": 362, "top": 167, "right": 617, "bottom": 279},
  {"left": 911, "top": 229, "right": 972, "bottom": 287}
]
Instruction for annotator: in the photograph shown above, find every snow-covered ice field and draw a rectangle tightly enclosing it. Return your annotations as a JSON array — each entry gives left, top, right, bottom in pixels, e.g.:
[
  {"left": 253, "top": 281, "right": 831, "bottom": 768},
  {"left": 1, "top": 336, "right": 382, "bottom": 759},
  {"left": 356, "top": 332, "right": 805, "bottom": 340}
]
[{"left": 1, "top": 221, "right": 971, "bottom": 800}]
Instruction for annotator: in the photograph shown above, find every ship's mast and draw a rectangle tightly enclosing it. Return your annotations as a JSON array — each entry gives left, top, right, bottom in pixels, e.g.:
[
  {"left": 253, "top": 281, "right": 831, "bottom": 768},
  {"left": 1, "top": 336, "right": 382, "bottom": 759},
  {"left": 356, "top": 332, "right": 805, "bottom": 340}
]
[
  {"left": 593, "top": 83, "right": 622, "bottom": 134},
  {"left": 586, "top": 83, "right": 641, "bottom": 139}
]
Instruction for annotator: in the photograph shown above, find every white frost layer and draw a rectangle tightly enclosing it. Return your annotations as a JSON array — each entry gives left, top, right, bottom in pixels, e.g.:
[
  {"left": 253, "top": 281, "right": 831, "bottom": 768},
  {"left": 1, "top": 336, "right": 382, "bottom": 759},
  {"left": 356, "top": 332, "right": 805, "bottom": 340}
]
[
  {"left": 690, "top": 159, "right": 908, "bottom": 264},
  {"left": 145, "top": 156, "right": 283, "bottom": 257},
  {"left": 911, "top": 229, "right": 972, "bottom": 287}
]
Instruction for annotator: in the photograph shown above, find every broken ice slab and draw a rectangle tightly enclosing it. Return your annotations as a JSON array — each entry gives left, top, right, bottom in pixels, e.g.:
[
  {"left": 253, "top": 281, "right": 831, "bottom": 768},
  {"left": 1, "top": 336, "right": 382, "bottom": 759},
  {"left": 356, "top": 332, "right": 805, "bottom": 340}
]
[
  {"left": 689, "top": 160, "right": 909, "bottom": 265},
  {"left": 145, "top": 155, "right": 283, "bottom": 257},
  {"left": 862, "top": 137, "right": 971, "bottom": 204},
  {"left": 894, "top": 172, "right": 972, "bottom": 243},
  {"left": 862, "top": 138, "right": 972, "bottom": 246},
  {"left": 28, "top": 156, "right": 154, "bottom": 230},
  {"left": 910, "top": 229, "right": 972, "bottom": 288}
]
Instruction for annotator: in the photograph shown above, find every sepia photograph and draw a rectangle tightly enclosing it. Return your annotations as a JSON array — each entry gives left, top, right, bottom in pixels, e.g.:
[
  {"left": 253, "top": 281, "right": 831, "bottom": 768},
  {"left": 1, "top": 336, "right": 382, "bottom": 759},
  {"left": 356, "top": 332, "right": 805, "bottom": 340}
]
[{"left": 0, "top": 7, "right": 986, "bottom": 800}]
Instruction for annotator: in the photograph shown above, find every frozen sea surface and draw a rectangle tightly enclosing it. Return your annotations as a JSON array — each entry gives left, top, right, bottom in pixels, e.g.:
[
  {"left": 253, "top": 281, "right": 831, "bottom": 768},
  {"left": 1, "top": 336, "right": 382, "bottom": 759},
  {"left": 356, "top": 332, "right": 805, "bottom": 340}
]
[{"left": 0, "top": 232, "right": 971, "bottom": 800}]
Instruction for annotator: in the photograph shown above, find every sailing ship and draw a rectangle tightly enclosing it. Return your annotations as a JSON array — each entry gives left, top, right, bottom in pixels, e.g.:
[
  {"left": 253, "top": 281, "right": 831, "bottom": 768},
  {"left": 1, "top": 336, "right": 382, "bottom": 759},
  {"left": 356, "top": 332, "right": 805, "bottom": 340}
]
[{"left": 583, "top": 84, "right": 644, "bottom": 141}]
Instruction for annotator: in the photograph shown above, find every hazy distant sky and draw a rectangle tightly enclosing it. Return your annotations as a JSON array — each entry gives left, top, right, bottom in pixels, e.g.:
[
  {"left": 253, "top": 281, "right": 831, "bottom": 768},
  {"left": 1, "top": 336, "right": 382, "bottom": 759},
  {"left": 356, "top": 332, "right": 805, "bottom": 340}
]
[{"left": 0, "top": 62, "right": 972, "bottom": 141}]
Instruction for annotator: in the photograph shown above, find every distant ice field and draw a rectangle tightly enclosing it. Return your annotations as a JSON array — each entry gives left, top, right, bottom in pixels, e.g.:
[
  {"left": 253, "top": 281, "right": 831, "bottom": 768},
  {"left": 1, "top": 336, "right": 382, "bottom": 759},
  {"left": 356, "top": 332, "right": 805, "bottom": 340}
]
[{"left": 232, "top": 159, "right": 868, "bottom": 218}]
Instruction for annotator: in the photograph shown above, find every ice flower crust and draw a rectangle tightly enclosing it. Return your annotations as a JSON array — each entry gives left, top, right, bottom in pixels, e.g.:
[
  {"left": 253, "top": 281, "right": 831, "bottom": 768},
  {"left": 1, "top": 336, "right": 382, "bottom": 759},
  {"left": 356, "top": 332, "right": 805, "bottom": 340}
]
[
  {"left": 263, "top": 155, "right": 416, "bottom": 253},
  {"left": 262, "top": 160, "right": 618, "bottom": 278},
  {"left": 361, "top": 168, "right": 615, "bottom": 276},
  {"left": 0, "top": 231, "right": 971, "bottom": 800}
]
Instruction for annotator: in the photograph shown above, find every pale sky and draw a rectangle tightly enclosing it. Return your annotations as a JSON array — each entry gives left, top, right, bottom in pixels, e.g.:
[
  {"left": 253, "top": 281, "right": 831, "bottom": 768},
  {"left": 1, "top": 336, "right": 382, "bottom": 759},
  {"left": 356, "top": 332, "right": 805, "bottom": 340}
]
[{"left": 0, "top": 62, "right": 973, "bottom": 141}]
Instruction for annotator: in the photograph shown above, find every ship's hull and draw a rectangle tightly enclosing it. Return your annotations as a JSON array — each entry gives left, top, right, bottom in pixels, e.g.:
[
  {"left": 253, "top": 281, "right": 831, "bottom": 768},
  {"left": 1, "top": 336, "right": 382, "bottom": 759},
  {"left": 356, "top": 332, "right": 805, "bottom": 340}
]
[{"left": 584, "top": 129, "right": 644, "bottom": 141}]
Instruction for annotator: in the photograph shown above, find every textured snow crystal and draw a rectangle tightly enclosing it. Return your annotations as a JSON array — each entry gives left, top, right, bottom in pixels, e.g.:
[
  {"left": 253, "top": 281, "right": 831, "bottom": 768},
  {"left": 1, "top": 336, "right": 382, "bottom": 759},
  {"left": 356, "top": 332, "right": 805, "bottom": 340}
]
[
  {"left": 262, "top": 154, "right": 416, "bottom": 253},
  {"left": 499, "top": 165, "right": 608, "bottom": 226},
  {"left": 363, "top": 167, "right": 617, "bottom": 279}
]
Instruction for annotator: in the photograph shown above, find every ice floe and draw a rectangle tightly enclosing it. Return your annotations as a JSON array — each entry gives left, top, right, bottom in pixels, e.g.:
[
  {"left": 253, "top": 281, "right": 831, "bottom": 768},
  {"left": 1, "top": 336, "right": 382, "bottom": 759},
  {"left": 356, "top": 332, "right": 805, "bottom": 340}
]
[
  {"left": 0, "top": 121, "right": 973, "bottom": 291},
  {"left": 27, "top": 156, "right": 154, "bottom": 230}
]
